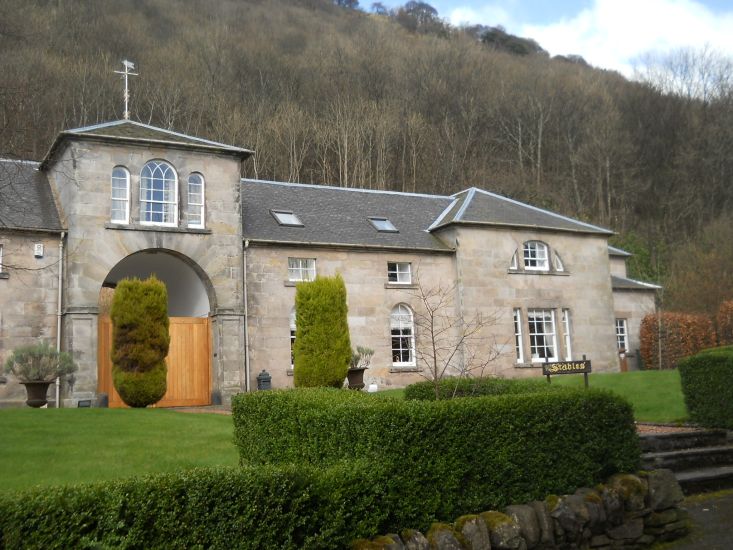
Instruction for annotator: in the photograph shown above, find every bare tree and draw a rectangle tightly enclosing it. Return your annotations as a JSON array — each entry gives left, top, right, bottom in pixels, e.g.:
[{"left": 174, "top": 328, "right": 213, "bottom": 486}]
[{"left": 404, "top": 272, "right": 503, "bottom": 399}]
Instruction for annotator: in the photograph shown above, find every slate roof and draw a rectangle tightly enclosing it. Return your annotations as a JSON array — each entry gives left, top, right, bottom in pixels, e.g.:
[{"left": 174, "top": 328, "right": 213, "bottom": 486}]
[
  {"left": 608, "top": 245, "right": 632, "bottom": 257},
  {"left": 430, "top": 187, "right": 613, "bottom": 235},
  {"left": 242, "top": 179, "right": 454, "bottom": 251},
  {"left": 41, "top": 120, "right": 252, "bottom": 168},
  {"left": 0, "top": 159, "right": 63, "bottom": 232},
  {"left": 611, "top": 275, "right": 661, "bottom": 291}
]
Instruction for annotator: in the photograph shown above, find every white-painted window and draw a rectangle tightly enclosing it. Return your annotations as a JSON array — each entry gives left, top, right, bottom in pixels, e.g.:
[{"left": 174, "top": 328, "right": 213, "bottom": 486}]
[
  {"left": 513, "top": 308, "right": 524, "bottom": 363},
  {"left": 616, "top": 318, "right": 628, "bottom": 351},
  {"left": 187, "top": 173, "right": 205, "bottom": 228},
  {"left": 523, "top": 241, "right": 549, "bottom": 271},
  {"left": 510, "top": 252, "right": 518, "bottom": 270},
  {"left": 111, "top": 166, "right": 130, "bottom": 224},
  {"left": 554, "top": 253, "right": 565, "bottom": 272},
  {"left": 288, "top": 257, "right": 316, "bottom": 282},
  {"left": 140, "top": 161, "right": 177, "bottom": 226},
  {"left": 562, "top": 309, "right": 573, "bottom": 361},
  {"left": 528, "top": 309, "right": 558, "bottom": 362},
  {"left": 388, "top": 262, "right": 412, "bottom": 284},
  {"left": 290, "top": 307, "right": 297, "bottom": 368},
  {"left": 0, "top": 244, "right": 4, "bottom": 272},
  {"left": 391, "top": 304, "right": 416, "bottom": 366}
]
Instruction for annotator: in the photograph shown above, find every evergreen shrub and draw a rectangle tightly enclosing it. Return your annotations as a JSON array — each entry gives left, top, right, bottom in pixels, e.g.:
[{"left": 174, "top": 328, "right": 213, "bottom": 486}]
[
  {"left": 678, "top": 347, "right": 733, "bottom": 429},
  {"left": 404, "top": 376, "right": 563, "bottom": 400},
  {"left": 639, "top": 312, "right": 716, "bottom": 370},
  {"left": 110, "top": 276, "right": 170, "bottom": 407},
  {"left": 0, "top": 463, "right": 391, "bottom": 549},
  {"left": 232, "top": 388, "right": 640, "bottom": 526},
  {"left": 293, "top": 275, "right": 351, "bottom": 388}
]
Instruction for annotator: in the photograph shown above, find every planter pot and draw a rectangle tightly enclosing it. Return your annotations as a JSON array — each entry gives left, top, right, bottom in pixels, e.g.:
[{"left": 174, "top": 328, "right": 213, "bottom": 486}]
[
  {"left": 347, "top": 367, "right": 368, "bottom": 390},
  {"left": 21, "top": 381, "right": 53, "bottom": 408}
]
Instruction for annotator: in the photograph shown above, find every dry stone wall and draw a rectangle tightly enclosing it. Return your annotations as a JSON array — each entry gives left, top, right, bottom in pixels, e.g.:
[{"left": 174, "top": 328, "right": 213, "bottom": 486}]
[{"left": 354, "top": 469, "right": 688, "bottom": 550}]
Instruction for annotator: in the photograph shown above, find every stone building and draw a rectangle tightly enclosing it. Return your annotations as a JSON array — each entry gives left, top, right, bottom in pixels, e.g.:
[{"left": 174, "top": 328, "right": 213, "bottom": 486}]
[{"left": 0, "top": 120, "right": 658, "bottom": 407}]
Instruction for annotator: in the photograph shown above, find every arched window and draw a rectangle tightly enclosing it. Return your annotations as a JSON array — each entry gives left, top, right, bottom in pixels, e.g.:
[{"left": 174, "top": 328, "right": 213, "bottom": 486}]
[
  {"left": 140, "top": 161, "right": 177, "bottom": 225},
  {"left": 187, "top": 173, "right": 205, "bottom": 228},
  {"left": 110, "top": 166, "right": 130, "bottom": 224},
  {"left": 290, "top": 307, "right": 297, "bottom": 368},
  {"left": 523, "top": 241, "right": 549, "bottom": 271},
  {"left": 554, "top": 253, "right": 565, "bottom": 272},
  {"left": 391, "top": 304, "right": 415, "bottom": 366}
]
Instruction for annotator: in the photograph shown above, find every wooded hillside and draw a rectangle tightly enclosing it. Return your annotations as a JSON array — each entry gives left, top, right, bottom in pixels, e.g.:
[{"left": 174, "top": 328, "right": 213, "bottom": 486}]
[{"left": 2, "top": 0, "right": 732, "bottom": 313}]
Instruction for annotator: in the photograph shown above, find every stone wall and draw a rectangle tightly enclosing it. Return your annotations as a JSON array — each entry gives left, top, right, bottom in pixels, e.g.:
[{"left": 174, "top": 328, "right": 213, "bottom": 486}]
[
  {"left": 0, "top": 230, "right": 62, "bottom": 405},
  {"left": 613, "top": 290, "right": 657, "bottom": 371},
  {"left": 356, "top": 469, "right": 688, "bottom": 550}
]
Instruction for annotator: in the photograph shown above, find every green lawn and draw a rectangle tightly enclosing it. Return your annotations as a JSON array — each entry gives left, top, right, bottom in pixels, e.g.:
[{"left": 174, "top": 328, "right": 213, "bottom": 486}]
[
  {"left": 537, "top": 370, "right": 687, "bottom": 423},
  {"left": 375, "top": 370, "right": 687, "bottom": 424},
  {"left": 0, "top": 408, "right": 237, "bottom": 493}
]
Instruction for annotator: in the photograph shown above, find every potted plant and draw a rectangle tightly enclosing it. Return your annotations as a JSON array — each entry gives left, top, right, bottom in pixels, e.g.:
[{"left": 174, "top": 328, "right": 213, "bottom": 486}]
[
  {"left": 347, "top": 345, "right": 373, "bottom": 390},
  {"left": 4, "top": 342, "right": 78, "bottom": 407}
]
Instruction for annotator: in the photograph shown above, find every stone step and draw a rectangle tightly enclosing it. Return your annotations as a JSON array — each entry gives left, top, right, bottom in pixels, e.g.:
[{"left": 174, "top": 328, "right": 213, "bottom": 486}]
[
  {"left": 676, "top": 465, "right": 733, "bottom": 495},
  {"left": 639, "top": 430, "right": 728, "bottom": 453},
  {"left": 642, "top": 445, "right": 733, "bottom": 472}
]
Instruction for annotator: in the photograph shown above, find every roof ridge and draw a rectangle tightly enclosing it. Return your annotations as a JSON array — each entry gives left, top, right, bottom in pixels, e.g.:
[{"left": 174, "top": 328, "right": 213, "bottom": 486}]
[
  {"left": 453, "top": 187, "right": 476, "bottom": 222},
  {"left": 427, "top": 197, "right": 460, "bottom": 230},
  {"left": 64, "top": 120, "right": 251, "bottom": 153},
  {"left": 241, "top": 178, "right": 453, "bottom": 200},
  {"left": 470, "top": 187, "right": 612, "bottom": 234}
]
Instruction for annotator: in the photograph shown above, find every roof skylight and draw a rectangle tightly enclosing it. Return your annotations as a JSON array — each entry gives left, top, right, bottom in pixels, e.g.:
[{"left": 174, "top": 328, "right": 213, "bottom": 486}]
[
  {"left": 271, "top": 209, "right": 303, "bottom": 226},
  {"left": 368, "top": 217, "right": 398, "bottom": 232}
]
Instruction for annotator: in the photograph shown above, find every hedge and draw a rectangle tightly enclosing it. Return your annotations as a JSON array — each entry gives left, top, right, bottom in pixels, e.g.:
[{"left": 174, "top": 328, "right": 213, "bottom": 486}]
[
  {"left": 678, "top": 346, "right": 733, "bottom": 429},
  {"left": 404, "top": 376, "right": 563, "bottom": 400},
  {"left": 232, "top": 388, "right": 640, "bottom": 528},
  {"left": 640, "top": 312, "right": 716, "bottom": 370},
  {"left": 0, "top": 463, "right": 393, "bottom": 549}
]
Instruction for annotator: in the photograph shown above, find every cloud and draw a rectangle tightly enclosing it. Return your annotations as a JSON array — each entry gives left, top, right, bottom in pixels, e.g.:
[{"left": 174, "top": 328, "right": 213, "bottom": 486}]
[
  {"left": 448, "top": 4, "right": 515, "bottom": 28},
  {"left": 519, "top": 0, "right": 733, "bottom": 75}
]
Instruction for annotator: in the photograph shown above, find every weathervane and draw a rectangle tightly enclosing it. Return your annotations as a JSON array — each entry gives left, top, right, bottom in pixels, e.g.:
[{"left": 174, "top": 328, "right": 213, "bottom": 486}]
[{"left": 114, "top": 60, "right": 138, "bottom": 120}]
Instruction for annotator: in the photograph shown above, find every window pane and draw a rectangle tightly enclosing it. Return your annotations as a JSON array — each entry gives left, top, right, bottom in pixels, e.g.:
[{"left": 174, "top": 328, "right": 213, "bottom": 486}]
[
  {"left": 288, "top": 258, "right": 316, "bottom": 281},
  {"left": 523, "top": 242, "right": 549, "bottom": 270},
  {"left": 615, "top": 319, "right": 628, "bottom": 351},
  {"left": 387, "top": 262, "right": 411, "bottom": 284},
  {"left": 528, "top": 309, "right": 557, "bottom": 362},
  {"left": 140, "top": 161, "right": 176, "bottom": 225},
  {"left": 390, "top": 304, "right": 415, "bottom": 365},
  {"left": 513, "top": 308, "right": 523, "bottom": 363},
  {"left": 111, "top": 167, "right": 129, "bottom": 223}
]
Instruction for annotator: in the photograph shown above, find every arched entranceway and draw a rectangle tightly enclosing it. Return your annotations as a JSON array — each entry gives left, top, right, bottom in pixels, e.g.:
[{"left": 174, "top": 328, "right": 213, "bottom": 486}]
[{"left": 97, "top": 249, "right": 215, "bottom": 407}]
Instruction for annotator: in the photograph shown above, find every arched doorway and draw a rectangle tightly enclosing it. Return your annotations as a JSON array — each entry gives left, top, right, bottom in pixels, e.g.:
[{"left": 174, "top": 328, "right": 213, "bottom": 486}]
[{"left": 97, "top": 250, "right": 214, "bottom": 407}]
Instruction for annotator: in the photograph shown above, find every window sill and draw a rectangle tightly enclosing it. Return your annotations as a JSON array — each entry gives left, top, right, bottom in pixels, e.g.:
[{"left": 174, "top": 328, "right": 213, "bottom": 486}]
[
  {"left": 384, "top": 283, "right": 417, "bottom": 289},
  {"left": 389, "top": 366, "right": 420, "bottom": 373},
  {"left": 0, "top": 272, "right": 8, "bottom": 279},
  {"left": 514, "top": 363, "right": 545, "bottom": 369},
  {"left": 507, "top": 270, "right": 569, "bottom": 276},
  {"left": 104, "top": 223, "right": 212, "bottom": 235}
]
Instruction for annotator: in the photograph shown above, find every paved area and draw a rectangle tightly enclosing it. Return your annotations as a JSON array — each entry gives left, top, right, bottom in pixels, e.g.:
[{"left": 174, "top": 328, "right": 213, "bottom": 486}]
[{"left": 666, "top": 492, "right": 733, "bottom": 549}]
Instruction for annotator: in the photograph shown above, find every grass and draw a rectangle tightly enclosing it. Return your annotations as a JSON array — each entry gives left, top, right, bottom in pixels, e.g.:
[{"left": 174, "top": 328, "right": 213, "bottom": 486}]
[
  {"left": 535, "top": 369, "right": 687, "bottom": 423},
  {"left": 375, "top": 370, "right": 687, "bottom": 423},
  {"left": 0, "top": 408, "right": 237, "bottom": 493}
]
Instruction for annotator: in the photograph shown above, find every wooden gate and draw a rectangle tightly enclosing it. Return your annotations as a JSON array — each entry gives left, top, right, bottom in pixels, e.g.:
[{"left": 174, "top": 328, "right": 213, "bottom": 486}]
[{"left": 98, "top": 316, "right": 211, "bottom": 408}]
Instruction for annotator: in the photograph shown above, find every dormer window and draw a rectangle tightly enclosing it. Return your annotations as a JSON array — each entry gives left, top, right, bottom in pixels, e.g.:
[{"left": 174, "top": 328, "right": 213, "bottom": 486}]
[
  {"left": 272, "top": 209, "right": 303, "bottom": 226},
  {"left": 523, "top": 241, "right": 549, "bottom": 271},
  {"left": 140, "top": 160, "right": 177, "bottom": 226},
  {"left": 369, "top": 217, "right": 398, "bottom": 232}
]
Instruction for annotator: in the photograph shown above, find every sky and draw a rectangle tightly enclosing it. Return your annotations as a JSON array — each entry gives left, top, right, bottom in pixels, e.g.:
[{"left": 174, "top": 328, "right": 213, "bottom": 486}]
[{"left": 379, "top": 0, "right": 733, "bottom": 76}]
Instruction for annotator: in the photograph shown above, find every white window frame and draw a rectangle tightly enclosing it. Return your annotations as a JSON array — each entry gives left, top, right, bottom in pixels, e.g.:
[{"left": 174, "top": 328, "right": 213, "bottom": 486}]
[
  {"left": 0, "top": 243, "right": 4, "bottom": 273},
  {"left": 140, "top": 160, "right": 178, "bottom": 226},
  {"left": 290, "top": 307, "right": 297, "bottom": 368},
  {"left": 391, "top": 303, "right": 416, "bottom": 367},
  {"left": 387, "top": 262, "right": 412, "bottom": 284},
  {"left": 510, "top": 252, "right": 518, "bottom": 270},
  {"left": 523, "top": 241, "right": 549, "bottom": 271},
  {"left": 288, "top": 257, "right": 316, "bottom": 282},
  {"left": 513, "top": 308, "right": 524, "bottom": 363},
  {"left": 528, "top": 308, "right": 558, "bottom": 362},
  {"left": 562, "top": 308, "right": 573, "bottom": 361},
  {"left": 616, "top": 318, "right": 628, "bottom": 351},
  {"left": 554, "top": 253, "right": 565, "bottom": 272},
  {"left": 187, "top": 173, "right": 205, "bottom": 229},
  {"left": 110, "top": 166, "right": 130, "bottom": 224}
]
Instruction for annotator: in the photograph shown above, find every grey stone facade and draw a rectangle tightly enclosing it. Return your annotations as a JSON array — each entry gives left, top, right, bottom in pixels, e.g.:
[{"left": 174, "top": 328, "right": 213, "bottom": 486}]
[{"left": 0, "top": 120, "right": 659, "bottom": 406}]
